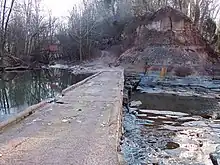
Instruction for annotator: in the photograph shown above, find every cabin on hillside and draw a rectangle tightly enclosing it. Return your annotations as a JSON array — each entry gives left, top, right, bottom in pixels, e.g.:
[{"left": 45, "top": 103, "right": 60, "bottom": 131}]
[
  {"left": 144, "top": 6, "right": 206, "bottom": 46},
  {"left": 146, "top": 6, "right": 192, "bottom": 32},
  {"left": 42, "top": 43, "right": 63, "bottom": 60},
  {"left": 43, "top": 44, "right": 60, "bottom": 53}
]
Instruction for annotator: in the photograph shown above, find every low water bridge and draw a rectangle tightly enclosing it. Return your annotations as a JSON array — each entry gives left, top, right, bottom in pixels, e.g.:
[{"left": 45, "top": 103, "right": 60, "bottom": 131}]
[{"left": 0, "top": 69, "right": 124, "bottom": 165}]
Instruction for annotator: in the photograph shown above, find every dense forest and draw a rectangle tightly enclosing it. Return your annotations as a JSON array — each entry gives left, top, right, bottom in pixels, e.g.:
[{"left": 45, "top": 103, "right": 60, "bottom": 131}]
[{"left": 0, "top": 0, "right": 219, "bottom": 69}]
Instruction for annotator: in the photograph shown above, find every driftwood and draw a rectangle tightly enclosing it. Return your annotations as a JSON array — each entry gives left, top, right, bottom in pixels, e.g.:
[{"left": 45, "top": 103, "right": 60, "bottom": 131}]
[
  {"left": 0, "top": 52, "right": 41, "bottom": 71},
  {"left": 5, "top": 66, "right": 30, "bottom": 71},
  {"left": 5, "top": 52, "right": 29, "bottom": 66}
]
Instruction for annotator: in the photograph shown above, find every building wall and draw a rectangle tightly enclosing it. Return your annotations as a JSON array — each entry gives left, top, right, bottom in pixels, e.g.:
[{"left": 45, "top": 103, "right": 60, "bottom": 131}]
[
  {"left": 146, "top": 18, "right": 187, "bottom": 32},
  {"left": 160, "top": 17, "right": 171, "bottom": 31},
  {"left": 146, "top": 21, "right": 161, "bottom": 30},
  {"left": 172, "top": 20, "right": 185, "bottom": 31}
]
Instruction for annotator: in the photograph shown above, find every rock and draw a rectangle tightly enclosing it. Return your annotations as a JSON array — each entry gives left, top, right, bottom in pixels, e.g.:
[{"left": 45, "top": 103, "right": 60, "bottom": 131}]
[
  {"left": 131, "top": 110, "right": 138, "bottom": 116},
  {"left": 162, "top": 121, "right": 177, "bottom": 125},
  {"left": 165, "top": 115, "right": 179, "bottom": 119},
  {"left": 101, "top": 122, "right": 106, "bottom": 127},
  {"left": 182, "top": 121, "right": 207, "bottom": 127},
  {"left": 136, "top": 119, "right": 154, "bottom": 125},
  {"left": 136, "top": 113, "right": 148, "bottom": 117},
  {"left": 76, "top": 120, "right": 82, "bottom": 123},
  {"left": 211, "top": 112, "right": 220, "bottom": 120},
  {"left": 210, "top": 152, "right": 220, "bottom": 165},
  {"left": 166, "top": 142, "right": 180, "bottom": 149},
  {"left": 124, "top": 84, "right": 132, "bottom": 89},
  {"left": 130, "top": 100, "right": 142, "bottom": 108},
  {"left": 147, "top": 116, "right": 158, "bottom": 119},
  {"left": 33, "top": 118, "right": 42, "bottom": 122},
  {"left": 157, "top": 116, "right": 168, "bottom": 119},
  {"left": 215, "top": 95, "right": 220, "bottom": 99},
  {"left": 123, "top": 89, "right": 129, "bottom": 105},
  {"left": 177, "top": 116, "right": 201, "bottom": 122},
  {"left": 139, "top": 109, "right": 188, "bottom": 116},
  {"left": 201, "top": 112, "right": 220, "bottom": 120},
  {"left": 129, "top": 107, "right": 138, "bottom": 113},
  {"left": 62, "top": 119, "right": 71, "bottom": 123},
  {"left": 198, "top": 140, "right": 203, "bottom": 147},
  {"left": 201, "top": 114, "right": 212, "bottom": 119},
  {"left": 162, "top": 125, "right": 185, "bottom": 131}
]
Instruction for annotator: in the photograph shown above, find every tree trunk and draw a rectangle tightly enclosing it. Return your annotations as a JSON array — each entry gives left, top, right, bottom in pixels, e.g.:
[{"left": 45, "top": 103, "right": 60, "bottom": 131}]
[
  {"left": 0, "top": 49, "right": 3, "bottom": 69},
  {"left": 0, "top": 0, "right": 15, "bottom": 68},
  {"left": 79, "top": 37, "right": 82, "bottom": 61}
]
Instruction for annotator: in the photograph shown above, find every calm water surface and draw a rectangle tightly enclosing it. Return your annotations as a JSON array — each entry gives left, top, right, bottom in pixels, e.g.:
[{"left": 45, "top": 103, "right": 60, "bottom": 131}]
[{"left": 0, "top": 69, "right": 92, "bottom": 121}]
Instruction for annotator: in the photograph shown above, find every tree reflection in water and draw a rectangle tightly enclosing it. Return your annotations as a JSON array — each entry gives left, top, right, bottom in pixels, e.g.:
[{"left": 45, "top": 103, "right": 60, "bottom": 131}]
[{"left": 0, "top": 69, "right": 92, "bottom": 121}]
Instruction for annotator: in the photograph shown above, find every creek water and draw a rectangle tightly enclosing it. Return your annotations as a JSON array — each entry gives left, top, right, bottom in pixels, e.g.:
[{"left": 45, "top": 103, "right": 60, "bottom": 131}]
[
  {"left": 0, "top": 69, "right": 92, "bottom": 122},
  {"left": 122, "top": 73, "right": 220, "bottom": 165}
]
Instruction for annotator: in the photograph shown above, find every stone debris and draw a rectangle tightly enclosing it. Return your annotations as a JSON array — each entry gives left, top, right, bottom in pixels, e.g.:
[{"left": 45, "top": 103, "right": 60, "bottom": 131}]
[
  {"left": 76, "top": 120, "right": 82, "bottom": 123},
  {"left": 61, "top": 119, "right": 71, "bottom": 123},
  {"left": 47, "top": 122, "right": 52, "bottom": 126},
  {"left": 130, "top": 100, "right": 142, "bottom": 108},
  {"left": 139, "top": 109, "right": 189, "bottom": 116},
  {"left": 210, "top": 152, "right": 220, "bottom": 165},
  {"left": 32, "top": 118, "right": 42, "bottom": 122},
  {"left": 128, "top": 107, "right": 138, "bottom": 113},
  {"left": 122, "top": 72, "right": 220, "bottom": 165}
]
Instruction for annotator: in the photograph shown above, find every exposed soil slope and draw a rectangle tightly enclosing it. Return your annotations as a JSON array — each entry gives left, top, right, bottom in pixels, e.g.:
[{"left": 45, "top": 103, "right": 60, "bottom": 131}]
[{"left": 117, "top": 6, "right": 219, "bottom": 75}]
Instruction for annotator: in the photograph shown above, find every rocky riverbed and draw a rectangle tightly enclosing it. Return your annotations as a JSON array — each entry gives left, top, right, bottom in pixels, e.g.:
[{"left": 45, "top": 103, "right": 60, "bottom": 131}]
[{"left": 121, "top": 72, "right": 220, "bottom": 165}]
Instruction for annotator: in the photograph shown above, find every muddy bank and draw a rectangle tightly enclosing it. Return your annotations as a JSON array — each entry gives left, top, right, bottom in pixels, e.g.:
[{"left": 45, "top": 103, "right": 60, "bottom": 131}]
[{"left": 121, "top": 72, "right": 220, "bottom": 165}]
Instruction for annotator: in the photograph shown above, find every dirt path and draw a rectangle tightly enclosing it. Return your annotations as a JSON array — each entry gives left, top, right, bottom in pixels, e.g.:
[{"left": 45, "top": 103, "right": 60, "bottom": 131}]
[{"left": 0, "top": 69, "right": 124, "bottom": 165}]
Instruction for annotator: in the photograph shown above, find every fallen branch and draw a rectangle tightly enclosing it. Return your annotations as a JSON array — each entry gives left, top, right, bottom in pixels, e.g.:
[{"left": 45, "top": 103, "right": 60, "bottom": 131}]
[
  {"left": 5, "top": 52, "right": 29, "bottom": 66},
  {"left": 5, "top": 66, "right": 30, "bottom": 71}
]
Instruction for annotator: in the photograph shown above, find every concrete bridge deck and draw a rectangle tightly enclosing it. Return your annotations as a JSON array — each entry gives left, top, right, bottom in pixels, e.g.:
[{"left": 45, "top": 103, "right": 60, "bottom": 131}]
[{"left": 0, "top": 70, "right": 124, "bottom": 165}]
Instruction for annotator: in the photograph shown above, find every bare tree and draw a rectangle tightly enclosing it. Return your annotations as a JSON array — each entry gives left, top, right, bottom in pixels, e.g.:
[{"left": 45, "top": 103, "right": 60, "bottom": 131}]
[
  {"left": 0, "top": 0, "right": 219, "bottom": 67},
  {"left": 0, "top": 0, "right": 16, "bottom": 68}
]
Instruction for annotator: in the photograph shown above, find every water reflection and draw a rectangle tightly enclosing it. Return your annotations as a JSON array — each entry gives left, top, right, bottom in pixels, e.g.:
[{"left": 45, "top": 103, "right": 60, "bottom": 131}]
[
  {"left": 131, "top": 92, "right": 219, "bottom": 116},
  {"left": 0, "top": 69, "right": 92, "bottom": 121}
]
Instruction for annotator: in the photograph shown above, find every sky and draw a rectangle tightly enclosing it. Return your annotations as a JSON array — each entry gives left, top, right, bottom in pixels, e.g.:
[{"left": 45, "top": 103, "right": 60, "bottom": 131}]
[
  {"left": 43, "top": 0, "right": 82, "bottom": 17},
  {"left": 43, "top": 0, "right": 220, "bottom": 24}
]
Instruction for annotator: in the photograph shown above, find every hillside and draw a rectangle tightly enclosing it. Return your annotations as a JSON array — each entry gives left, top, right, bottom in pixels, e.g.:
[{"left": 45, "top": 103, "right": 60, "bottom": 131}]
[{"left": 116, "top": 6, "right": 219, "bottom": 75}]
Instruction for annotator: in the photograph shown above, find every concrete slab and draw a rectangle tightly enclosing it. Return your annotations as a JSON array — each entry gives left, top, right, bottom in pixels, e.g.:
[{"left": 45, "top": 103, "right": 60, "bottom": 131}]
[{"left": 0, "top": 69, "right": 124, "bottom": 165}]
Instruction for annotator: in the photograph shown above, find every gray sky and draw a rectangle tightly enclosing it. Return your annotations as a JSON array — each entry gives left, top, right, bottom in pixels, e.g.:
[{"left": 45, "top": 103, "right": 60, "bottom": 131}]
[
  {"left": 43, "top": 0, "right": 219, "bottom": 24},
  {"left": 43, "top": 0, "right": 82, "bottom": 17}
]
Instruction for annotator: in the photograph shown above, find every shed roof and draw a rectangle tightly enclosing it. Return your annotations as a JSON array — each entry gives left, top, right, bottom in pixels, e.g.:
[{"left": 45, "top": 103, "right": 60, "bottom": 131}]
[{"left": 149, "top": 6, "right": 192, "bottom": 23}]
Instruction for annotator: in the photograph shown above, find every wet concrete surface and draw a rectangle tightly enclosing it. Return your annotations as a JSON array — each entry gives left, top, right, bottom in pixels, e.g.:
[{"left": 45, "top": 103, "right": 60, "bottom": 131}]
[
  {"left": 121, "top": 72, "right": 220, "bottom": 165},
  {"left": 0, "top": 69, "right": 124, "bottom": 165}
]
